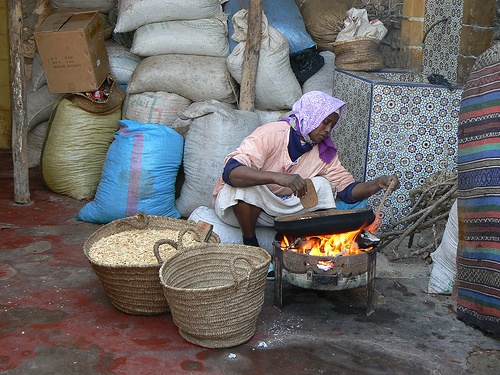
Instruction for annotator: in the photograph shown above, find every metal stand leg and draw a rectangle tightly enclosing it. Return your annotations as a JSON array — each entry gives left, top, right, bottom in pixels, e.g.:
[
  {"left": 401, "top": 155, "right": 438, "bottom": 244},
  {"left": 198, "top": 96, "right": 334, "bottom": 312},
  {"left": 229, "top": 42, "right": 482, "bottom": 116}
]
[
  {"left": 366, "top": 250, "right": 377, "bottom": 316},
  {"left": 273, "top": 246, "right": 283, "bottom": 312}
]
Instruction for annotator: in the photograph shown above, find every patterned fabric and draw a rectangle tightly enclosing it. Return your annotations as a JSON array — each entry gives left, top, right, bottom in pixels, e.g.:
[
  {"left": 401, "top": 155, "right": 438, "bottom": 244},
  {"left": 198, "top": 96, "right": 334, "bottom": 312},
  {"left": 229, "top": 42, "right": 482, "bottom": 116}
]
[{"left": 457, "top": 43, "right": 500, "bottom": 335}]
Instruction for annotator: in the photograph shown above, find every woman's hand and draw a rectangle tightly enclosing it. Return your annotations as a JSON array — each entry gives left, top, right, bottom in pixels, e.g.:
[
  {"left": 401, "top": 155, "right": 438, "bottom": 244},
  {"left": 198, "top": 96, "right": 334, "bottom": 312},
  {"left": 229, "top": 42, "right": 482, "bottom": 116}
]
[
  {"left": 351, "top": 174, "right": 400, "bottom": 201},
  {"left": 276, "top": 174, "right": 308, "bottom": 198},
  {"left": 376, "top": 175, "right": 400, "bottom": 192},
  {"left": 229, "top": 166, "right": 308, "bottom": 197}
]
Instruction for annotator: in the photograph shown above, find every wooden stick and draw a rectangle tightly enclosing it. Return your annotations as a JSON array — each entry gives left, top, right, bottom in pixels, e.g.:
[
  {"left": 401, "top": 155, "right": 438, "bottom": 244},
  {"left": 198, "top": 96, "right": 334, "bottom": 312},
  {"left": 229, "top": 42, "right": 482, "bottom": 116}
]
[
  {"left": 399, "top": 242, "right": 438, "bottom": 260},
  {"left": 373, "top": 178, "right": 397, "bottom": 233},
  {"left": 7, "top": 0, "right": 30, "bottom": 204},
  {"left": 375, "top": 179, "right": 396, "bottom": 218},
  {"left": 239, "top": 0, "right": 262, "bottom": 112},
  {"left": 380, "top": 211, "right": 451, "bottom": 240},
  {"left": 389, "top": 184, "right": 457, "bottom": 227},
  {"left": 386, "top": 185, "right": 457, "bottom": 256},
  {"left": 408, "top": 178, "right": 456, "bottom": 214}
]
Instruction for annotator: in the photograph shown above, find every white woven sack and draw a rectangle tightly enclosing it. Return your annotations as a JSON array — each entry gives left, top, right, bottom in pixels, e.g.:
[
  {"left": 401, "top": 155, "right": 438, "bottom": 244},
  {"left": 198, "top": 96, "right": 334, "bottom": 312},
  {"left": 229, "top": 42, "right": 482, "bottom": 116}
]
[
  {"left": 131, "top": 16, "right": 230, "bottom": 57},
  {"left": 27, "top": 121, "right": 48, "bottom": 168},
  {"left": 227, "top": 10, "right": 302, "bottom": 111},
  {"left": 175, "top": 100, "right": 260, "bottom": 217},
  {"left": 50, "top": 0, "right": 116, "bottom": 13},
  {"left": 127, "top": 54, "right": 238, "bottom": 103},
  {"left": 29, "top": 53, "right": 46, "bottom": 92},
  {"left": 428, "top": 200, "right": 458, "bottom": 294},
  {"left": 115, "top": 0, "right": 225, "bottom": 33},
  {"left": 254, "top": 109, "right": 286, "bottom": 125},
  {"left": 302, "top": 51, "right": 336, "bottom": 96},
  {"left": 27, "top": 84, "right": 63, "bottom": 132},
  {"left": 188, "top": 206, "right": 276, "bottom": 255},
  {"left": 123, "top": 91, "right": 192, "bottom": 127},
  {"left": 106, "top": 40, "right": 142, "bottom": 85}
]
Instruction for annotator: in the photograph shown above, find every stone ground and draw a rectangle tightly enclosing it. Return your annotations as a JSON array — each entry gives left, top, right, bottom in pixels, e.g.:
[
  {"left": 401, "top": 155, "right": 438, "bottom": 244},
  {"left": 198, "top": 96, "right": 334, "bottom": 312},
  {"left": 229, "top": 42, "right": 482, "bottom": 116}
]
[{"left": 1, "top": 150, "right": 499, "bottom": 374}]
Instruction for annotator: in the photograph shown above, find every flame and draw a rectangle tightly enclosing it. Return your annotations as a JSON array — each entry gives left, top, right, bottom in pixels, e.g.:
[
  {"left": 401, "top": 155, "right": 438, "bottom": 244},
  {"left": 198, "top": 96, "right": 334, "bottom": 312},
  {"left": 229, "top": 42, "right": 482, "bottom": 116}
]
[{"left": 281, "top": 226, "right": 374, "bottom": 257}]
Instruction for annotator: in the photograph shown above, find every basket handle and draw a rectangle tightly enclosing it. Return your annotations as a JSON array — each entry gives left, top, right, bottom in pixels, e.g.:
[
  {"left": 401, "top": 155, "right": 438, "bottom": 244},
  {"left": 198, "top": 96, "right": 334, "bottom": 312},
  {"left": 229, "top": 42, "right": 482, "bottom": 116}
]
[
  {"left": 230, "top": 256, "right": 254, "bottom": 291},
  {"left": 153, "top": 238, "right": 179, "bottom": 264},
  {"left": 153, "top": 227, "right": 202, "bottom": 264},
  {"left": 122, "top": 212, "right": 150, "bottom": 230}
]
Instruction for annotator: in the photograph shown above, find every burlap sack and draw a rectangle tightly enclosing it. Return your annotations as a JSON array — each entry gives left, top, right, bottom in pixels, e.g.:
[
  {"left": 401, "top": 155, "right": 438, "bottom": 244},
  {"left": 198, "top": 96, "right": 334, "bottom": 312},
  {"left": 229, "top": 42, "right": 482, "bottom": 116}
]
[{"left": 298, "top": 0, "right": 355, "bottom": 51}]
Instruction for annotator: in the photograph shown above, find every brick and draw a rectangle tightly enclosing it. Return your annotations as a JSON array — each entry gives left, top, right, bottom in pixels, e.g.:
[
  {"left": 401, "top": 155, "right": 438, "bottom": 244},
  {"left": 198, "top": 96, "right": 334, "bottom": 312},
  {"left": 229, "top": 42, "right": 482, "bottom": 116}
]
[
  {"left": 401, "top": 18, "right": 425, "bottom": 47},
  {"left": 0, "top": 83, "right": 11, "bottom": 109},
  {"left": 0, "top": 58, "right": 10, "bottom": 81},
  {"left": 460, "top": 26, "right": 494, "bottom": 56},
  {"left": 0, "top": 4, "right": 7, "bottom": 37},
  {"left": 457, "top": 55, "right": 477, "bottom": 85},
  {"left": 403, "top": 0, "right": 426, "bottom": 18},
  {"left": 462, "top": 0, "right": 495, "bottom": 26},
  {"left": 399, "top": 46, "right": 423, "bottom": 71},
  {"left": 0, "top": 107, "right": 12, "bottom": 149}
]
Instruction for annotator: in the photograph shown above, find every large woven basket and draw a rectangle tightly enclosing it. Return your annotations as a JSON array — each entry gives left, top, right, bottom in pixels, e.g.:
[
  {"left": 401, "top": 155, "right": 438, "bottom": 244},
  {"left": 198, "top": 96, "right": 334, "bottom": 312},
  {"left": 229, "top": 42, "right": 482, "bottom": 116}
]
[
  {"left": 332, "top": 37, "right": 384, "bottom": 71},
  {"left": 83, "top": 213, "right": 220, "bottom": 315},
  {"left": 158, "top": 240, "right": 271, "bottom": 348}
]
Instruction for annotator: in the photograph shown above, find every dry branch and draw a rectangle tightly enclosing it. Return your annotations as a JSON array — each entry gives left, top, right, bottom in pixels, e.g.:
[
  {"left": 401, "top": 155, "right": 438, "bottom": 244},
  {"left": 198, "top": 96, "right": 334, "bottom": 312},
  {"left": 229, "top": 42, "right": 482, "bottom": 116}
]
[{"left": 378, "top": 170, "right": 457, "bottom": 259}]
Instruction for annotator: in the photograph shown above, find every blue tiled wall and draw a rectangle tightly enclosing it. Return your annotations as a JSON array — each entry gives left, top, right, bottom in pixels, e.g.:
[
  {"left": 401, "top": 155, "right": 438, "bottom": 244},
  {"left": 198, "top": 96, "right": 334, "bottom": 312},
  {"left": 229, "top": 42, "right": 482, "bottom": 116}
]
[{"left": 332, "top": 69, "right": 462, "bottom": 228}]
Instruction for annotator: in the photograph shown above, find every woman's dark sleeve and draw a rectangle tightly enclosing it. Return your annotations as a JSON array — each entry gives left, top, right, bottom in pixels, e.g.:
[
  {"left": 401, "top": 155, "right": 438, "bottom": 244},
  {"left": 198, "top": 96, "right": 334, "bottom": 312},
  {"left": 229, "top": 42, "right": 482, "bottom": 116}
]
[
  {"left": 222, "top": 157, "right": 245, "bottom": 185},
  {"left": 337, "top": 181, "right": 360, "bottom": 203}
]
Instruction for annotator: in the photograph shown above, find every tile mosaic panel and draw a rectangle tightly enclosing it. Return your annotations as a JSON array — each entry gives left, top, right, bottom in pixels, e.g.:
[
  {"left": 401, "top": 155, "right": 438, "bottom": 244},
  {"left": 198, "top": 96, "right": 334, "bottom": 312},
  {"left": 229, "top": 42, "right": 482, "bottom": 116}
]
[
  {"left": 332, "top": 69, "right": 462, "bottom": 229},
  {"left": 371, "top": 71, "right": 422, "bottom": 83},
  {"left": 422, "top": 0, "right": 464, "bottom": 85},
  {"left": 331, "top": 70, "right": 373, "bottom": 181}
]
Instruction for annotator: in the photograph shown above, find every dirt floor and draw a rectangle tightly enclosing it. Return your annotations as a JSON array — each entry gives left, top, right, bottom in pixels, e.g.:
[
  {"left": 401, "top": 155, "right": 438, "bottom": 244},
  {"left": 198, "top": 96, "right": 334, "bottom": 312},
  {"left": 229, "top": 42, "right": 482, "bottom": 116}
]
[{"left": 1, "top": 149, "right": 499, "bottom": 374}]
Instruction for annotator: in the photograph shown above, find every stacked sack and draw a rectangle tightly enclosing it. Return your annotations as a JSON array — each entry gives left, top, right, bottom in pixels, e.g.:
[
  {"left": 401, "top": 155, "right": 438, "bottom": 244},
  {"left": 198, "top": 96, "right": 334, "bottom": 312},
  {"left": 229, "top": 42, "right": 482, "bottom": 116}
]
[
  {"left": 113, "top": 0, "right": 257, "bottom": 220},
  {"left": 72, "top": 0, "right": 337, "bottom": 244},
  {"left": 36, "top": 1, "right": 126, "bottom": 200},
  {"left": 224, "top": 0, "right": 313, "bottom": 110},
  {"left": 31, "top": 0, "right": 187, "bottom": 220},
  {"left": 28, "top": 1, "right": 115, "bottom": 169},
  {"left": 226, "top": 9, "right": 302, "bottom": 111},
  {"left": 293, "top": 0, "right": 355, "bottom": 52},
  {"left": 111, "top": 0, "right": 329, "bottom": 248},
  {"left": 26, "top": 52, "right": 63, "bottom": 168},
  {"left": 40, "top": 76, "right": 124, "bottom": 201},
  {"left": 78, "top": 0, "right": 234, "bottom": 223},
  {"left": 119, "top": 0, "right": 237, "bottom": 126}
]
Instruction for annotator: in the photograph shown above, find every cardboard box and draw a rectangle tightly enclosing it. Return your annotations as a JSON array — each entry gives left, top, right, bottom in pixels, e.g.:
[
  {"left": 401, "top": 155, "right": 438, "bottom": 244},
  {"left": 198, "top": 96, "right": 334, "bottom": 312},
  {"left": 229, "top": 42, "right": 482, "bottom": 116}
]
[{"left": 34, "top": 10, "right": 110, "bottom": 94}]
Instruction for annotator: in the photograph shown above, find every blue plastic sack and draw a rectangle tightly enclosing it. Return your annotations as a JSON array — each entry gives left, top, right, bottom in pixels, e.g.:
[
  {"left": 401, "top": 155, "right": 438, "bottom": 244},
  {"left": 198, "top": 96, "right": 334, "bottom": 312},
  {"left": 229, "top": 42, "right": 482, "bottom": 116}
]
[
  {"left": 76, "top": 120, "right": 184, "bottom": 223},
  {"left": 225, "top": 0, "right": 315, "bottom": 55}
]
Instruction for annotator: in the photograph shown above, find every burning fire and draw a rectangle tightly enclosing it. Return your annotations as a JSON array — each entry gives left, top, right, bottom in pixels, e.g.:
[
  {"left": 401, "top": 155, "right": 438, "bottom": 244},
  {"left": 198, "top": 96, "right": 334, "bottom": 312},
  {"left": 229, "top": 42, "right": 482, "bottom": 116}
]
[{"left": 280, "top": 219, "right": 379, "bottom": 257}]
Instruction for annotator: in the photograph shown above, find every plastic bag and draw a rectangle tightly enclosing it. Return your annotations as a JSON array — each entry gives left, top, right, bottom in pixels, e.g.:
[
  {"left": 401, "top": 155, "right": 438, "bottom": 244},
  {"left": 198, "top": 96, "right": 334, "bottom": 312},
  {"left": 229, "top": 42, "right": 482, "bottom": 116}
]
[
  {"left": 427, "top": 200, "right": 458, "bottom": 294},
  {"left": 336, "top": 8, "right": 387, "bottom": 42}
]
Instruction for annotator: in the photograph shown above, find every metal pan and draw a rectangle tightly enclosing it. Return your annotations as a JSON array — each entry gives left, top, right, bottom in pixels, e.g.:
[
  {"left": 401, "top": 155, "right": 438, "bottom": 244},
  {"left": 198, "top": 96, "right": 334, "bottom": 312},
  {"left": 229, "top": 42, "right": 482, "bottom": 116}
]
[{"left": 273, "top": 208, "right": 375, "bottom": 237}]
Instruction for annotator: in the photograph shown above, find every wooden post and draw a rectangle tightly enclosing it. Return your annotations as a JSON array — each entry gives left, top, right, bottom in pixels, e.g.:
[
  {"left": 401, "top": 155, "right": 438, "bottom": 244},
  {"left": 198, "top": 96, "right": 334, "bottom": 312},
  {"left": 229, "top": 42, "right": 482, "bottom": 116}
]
[
  {"left": 7, "top": 0, "right": 30, "bottom": 204},
  {"left": 239, "top": 0, "right": 262, "bottom": 112}
]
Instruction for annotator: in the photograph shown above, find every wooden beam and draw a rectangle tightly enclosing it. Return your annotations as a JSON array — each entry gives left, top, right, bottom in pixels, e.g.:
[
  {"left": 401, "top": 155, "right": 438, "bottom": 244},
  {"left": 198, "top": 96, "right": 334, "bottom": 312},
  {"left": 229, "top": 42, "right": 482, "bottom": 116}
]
[
  {"left": 239, "top": 0, "right": 262, "bottom": 112},
  {"left": 7, "top": 0, "right": 30, "bottom": 203}
]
